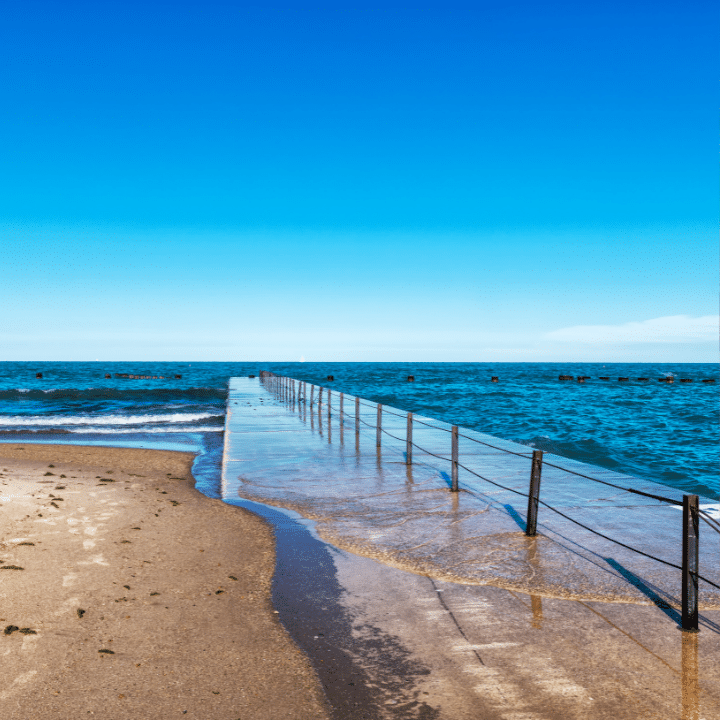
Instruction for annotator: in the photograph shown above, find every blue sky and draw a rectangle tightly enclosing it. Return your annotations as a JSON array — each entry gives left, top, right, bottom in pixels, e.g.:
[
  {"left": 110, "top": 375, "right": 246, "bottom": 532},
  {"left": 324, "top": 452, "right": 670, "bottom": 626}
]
[{"left": 1, "top": 1, "right": 716, "bottom": 361}]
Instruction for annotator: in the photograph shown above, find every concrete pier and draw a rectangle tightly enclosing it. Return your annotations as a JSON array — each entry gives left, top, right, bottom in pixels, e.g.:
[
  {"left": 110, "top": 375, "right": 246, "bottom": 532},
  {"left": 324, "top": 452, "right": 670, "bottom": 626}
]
[{"left": 222, "top": 376, "right": 720, "bottom": 720}]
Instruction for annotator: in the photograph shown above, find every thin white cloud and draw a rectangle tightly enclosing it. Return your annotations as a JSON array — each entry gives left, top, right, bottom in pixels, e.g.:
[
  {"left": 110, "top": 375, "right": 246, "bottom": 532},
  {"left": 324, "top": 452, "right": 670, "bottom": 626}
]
[{"left": 545, "top": 315, "right": 719, "bottom": 344}]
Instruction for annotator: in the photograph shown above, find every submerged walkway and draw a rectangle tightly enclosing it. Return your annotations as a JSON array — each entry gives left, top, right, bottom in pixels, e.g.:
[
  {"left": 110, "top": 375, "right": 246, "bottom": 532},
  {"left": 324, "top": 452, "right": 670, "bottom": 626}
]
[
  {"left": 222, "top": 376, "right": 720, "bottom": 720},
  {"left": 223, "top": 376, "right": 718, "bottom": 608}
]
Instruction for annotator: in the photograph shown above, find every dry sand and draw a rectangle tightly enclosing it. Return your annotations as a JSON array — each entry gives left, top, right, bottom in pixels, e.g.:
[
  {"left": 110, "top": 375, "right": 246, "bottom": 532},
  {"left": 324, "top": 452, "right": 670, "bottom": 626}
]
[{"left": 0, "top": 443, "right": 331, "bottom": 720}]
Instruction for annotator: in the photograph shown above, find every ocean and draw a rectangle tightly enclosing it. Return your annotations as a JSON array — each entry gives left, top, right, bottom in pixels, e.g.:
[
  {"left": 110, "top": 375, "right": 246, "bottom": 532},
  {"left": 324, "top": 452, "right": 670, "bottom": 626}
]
[{"left": 0, "top": 361, "right": 717, "bottom": 501}]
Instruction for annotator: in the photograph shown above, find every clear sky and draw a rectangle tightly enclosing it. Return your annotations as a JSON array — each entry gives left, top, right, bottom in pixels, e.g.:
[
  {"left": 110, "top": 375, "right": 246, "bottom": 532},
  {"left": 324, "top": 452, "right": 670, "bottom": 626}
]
[{"left": 1, "top": 1, "right": 717, "bottom": 361}]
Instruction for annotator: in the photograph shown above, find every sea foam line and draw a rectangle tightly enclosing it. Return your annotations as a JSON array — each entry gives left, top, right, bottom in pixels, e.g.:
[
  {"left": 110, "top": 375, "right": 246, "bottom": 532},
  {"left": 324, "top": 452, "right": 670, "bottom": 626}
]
[{"left": 0, "top": 412, "right": 222, "bottom": 426}]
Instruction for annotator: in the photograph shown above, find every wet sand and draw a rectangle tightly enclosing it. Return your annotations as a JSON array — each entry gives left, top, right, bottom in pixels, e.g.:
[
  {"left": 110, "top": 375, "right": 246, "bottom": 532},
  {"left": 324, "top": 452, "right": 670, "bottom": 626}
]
[
  {"left": 232, "top": 497, "right": 720, "bottom": 720},
  {"left": 0, "top": 443, "right": 331, "bottom": 720}
]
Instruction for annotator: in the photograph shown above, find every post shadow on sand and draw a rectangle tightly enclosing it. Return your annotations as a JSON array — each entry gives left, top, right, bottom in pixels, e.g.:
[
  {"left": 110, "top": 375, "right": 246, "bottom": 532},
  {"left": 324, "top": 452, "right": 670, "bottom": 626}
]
[
  {"left": 227, "top": 498, "right": 440, "bottom": 720},
  {"left": 604, "top": 557, "right": 682, "bottom": 626},
  {"left": 439, "top": 471, "right": 453, "bottom": 490},
  {"left": 503, "top": 503, "right": 527, "bottom": 532}
]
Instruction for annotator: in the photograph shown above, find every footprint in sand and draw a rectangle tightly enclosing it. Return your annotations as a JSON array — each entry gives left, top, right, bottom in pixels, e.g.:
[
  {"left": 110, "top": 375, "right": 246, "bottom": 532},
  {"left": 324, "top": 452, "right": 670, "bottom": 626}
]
[{"left": 0, "top": 670, "right": 38, "bottom": 700}]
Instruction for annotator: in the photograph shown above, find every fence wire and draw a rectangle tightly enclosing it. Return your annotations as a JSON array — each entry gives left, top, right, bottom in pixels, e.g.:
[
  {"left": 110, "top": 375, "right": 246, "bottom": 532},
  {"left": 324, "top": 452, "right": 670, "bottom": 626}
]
[
  {"left": 263, "top": 375, "right": 719, "bottom": 587},
  {"left": 316, "top": 383, "right": 685, "bottom": 507}
]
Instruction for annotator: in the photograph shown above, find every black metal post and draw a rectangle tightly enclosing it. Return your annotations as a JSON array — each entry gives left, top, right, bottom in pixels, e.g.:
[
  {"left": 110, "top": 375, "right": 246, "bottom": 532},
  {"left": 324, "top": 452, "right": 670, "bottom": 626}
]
[
  {"left": 355, "top": 396, "right": 360, "bottom": 430},
  {"left": 526, "top": 450, "right": 543, "bottom": 537},
  {"left": 328, "top": 388, "right": 332, "bottom": 421},
  {"left": 406, "top": 412, "right": 413, "bottom": 465},
  {"left": 682, "top": 494, "right": 700, "bottom": 632},
  {"left": 451, "top": 425, "right": 459, "bottom": 491},
  {"left": 376, "top": 404, "right": 382, "bottom": 447},
  {"left": 339, "top": 393, "right": 344, "bottom": 444}
]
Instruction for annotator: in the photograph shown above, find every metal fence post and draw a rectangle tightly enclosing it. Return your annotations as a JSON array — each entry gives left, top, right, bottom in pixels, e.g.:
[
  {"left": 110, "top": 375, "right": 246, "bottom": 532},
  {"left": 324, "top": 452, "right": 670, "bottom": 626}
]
[
  {"left": 339, "top": 393, "right": 344, "bottom": 443},
  {"left": 682, "top": 494, "right": 700, "bottom": 632},
  {"left": 526, "top": 450, "right": 543, "bottom": 536},
  {"left": 376, "top": 404, "right": 382, "bottom": 447},
  {"left": 451, "top": 425, "right": 459, "bottom": 491},
  {"left": 310, "top": 385, "right": 314, "bottom": 406},
  {"left": 355, "top": 396, "right": 360, "bottom": 431},
  {"left": 328, "top": 388, "right": 332, "bottom": 421},
  {"left": 406, "top": 412, "right": 413, "bottom": 464}
]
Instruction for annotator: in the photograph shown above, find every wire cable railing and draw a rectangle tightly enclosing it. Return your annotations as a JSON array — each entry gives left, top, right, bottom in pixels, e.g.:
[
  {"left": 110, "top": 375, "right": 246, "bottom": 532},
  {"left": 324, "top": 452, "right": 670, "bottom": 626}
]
[
  {"left": 265, "top": 372, "right": 717, "bottom": 525},
  {"left": 349, "top": 395, "right": 691, "bottom": 506},
  {"left": 258, "top": 373, "right": 720, "bottom": 628}
]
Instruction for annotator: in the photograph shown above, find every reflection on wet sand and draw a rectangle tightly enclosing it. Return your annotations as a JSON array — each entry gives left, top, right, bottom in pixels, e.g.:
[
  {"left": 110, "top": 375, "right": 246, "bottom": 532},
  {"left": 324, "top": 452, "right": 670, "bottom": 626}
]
[
  {"left": 530, "top": 594, "right": 543, "bottom": 629},
  {"left": 527, "top": 538, "right": 544, "bottom": 628},
  {"left": 682, "top": 631, "right": 699, "bottom": 720},
  {"left": 405, "top": 462, "right": 414, "bottom": 486}
]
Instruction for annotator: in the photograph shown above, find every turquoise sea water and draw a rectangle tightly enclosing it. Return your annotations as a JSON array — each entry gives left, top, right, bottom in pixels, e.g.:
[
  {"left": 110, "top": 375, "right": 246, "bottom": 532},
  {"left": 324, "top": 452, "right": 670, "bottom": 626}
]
[{"left": 0, "top": 361, "right": 716, "bottom": 499}]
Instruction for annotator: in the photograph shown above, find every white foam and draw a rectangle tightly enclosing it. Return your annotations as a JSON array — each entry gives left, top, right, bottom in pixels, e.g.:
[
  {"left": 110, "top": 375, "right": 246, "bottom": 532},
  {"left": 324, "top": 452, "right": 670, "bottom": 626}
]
[
  {"left": 670, "top": 503, "right": 719, "bottom": 519},
  {"left": 63, "top": 426, "right": 224, "bottom": 434},
  {"left": 0, "top": 412, "right": 220, "bottom": 427}
]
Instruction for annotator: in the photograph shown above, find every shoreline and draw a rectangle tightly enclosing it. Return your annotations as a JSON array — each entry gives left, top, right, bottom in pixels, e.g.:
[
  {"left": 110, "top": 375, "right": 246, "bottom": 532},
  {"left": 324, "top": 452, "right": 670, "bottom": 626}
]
[{"left": 0, "top": 443, "right": 330, "bottom": 719}]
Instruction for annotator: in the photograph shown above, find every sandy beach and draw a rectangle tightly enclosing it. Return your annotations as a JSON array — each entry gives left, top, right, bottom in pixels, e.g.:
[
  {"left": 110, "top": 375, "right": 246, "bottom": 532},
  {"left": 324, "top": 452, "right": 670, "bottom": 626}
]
[{"left": 0, "top": 443, "right": 331, "bottom": 720}]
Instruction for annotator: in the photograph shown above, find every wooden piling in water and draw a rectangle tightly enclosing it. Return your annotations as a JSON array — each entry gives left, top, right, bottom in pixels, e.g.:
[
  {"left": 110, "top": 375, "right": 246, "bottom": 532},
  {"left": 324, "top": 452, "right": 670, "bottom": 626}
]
[
  {"left": 682, "top": 494, "right": 700, "bottom": 632},
  {"left": 406, "top": 412, "right": 413, "bottom": 465},
  {"left": 526, "top": 450, "right": 543, "bottom": 536},
  {"left": 376, "top": 404, "right": 382, "bottom": 447},
  {"left": 451, "top": 425, "right": 459, "bottom": 491}
]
